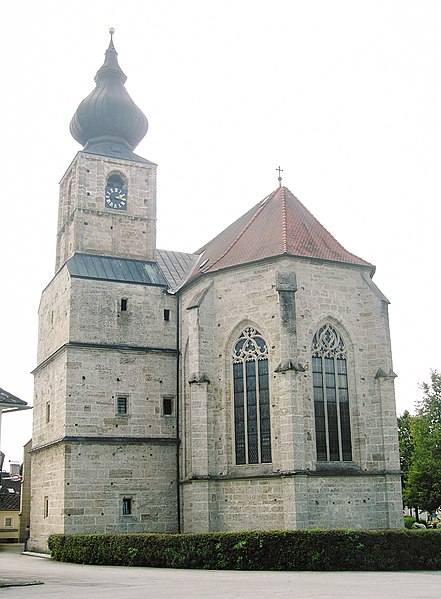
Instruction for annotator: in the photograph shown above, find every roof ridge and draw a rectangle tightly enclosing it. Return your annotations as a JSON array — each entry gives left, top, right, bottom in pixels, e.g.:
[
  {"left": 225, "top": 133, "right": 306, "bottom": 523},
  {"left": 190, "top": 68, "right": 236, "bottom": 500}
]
[
  {"left": 206, "top": 189, "right": 278, "bottom": 272},
  {"left": 280, "top": 187, "right": 372, "bottom": 267},
  {"left": 281, "top": 187, "right": 288, "bottom": 253}
]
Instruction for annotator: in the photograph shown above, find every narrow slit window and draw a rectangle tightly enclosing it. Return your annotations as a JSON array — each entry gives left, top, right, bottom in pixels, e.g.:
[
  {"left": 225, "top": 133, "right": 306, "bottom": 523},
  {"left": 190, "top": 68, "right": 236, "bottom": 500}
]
[
  {"left": 44, "top": 496, "right": 49, "bottom": 518},
  {"left": 46, "top": 402, "right": 51, "bottom": 423},
  {"left": 163, "top": 397, "right": 173, "bottom": 416},
  {"left": 164, "top": 309, "right": 170, "bottom": 321},
  {"left": 122, "top": 497, "right": 132, "bottom": 515},
  {"left": 117, "top": 396, "right": 128, "bottom": 415},
  {"left": 120, "top": 298, "right": 128, "bottom": 312}
]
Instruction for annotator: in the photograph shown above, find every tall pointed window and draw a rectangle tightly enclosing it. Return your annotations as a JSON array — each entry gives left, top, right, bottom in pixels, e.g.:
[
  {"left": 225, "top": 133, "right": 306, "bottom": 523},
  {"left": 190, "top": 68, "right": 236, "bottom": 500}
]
[
  {"left": 232, "top": 327, "right": 272, "bottom": 465},
  {"left": 312, "top": 324, "right": 352, "bottom": 462}
]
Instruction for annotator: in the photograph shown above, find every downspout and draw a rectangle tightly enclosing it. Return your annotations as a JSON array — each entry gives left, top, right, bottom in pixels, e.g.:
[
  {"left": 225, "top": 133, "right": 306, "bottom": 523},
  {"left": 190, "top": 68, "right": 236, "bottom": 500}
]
[{"left": 175, "top": 293, "right": 181, "bottom": 533}]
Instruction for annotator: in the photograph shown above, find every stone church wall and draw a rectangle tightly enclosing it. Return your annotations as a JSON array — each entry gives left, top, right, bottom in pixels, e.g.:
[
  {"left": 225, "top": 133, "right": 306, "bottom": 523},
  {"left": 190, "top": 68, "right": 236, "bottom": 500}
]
[
  {"left": 63, "top": 441, "right": 178, "bottom": 535},
  {"left": 305, "top": 473, "right": 403, "bottom": 529},
  {"left": 28, "top": 444, "right": 66, "bottom": 553},
  {"left": 179, "top": 255, "right": 402, "bottom": 531},
  {"left": 69, "top": 277, "right": 176, "bottom": 350},
  {"left": 37, "top": 267, "right": 71, "bottom": 364},
  {"left": 63, "top": 346, "right": 177, "bottom": 439},
  {"left": 33, "top": 351, "right": 68, "bottom": 448}
]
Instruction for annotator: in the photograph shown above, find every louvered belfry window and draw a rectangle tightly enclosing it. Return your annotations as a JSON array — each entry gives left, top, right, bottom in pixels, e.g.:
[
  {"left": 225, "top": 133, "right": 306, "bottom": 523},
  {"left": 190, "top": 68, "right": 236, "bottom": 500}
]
[
  {"left": 312, "top": 324, "right": 352, "bottom": 462},
  {"left": 232, "top": 327, "right": 272, "bottom": 465}
]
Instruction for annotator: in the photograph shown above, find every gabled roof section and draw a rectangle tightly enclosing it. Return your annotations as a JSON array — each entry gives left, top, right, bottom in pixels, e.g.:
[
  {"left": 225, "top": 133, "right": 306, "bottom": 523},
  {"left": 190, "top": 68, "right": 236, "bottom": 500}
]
[
  {"left": 190, "top": 186, "right": 373, "bottom": 281},
  {"left": 156, "top": 249, "right": 199, "bottom": 292},
  {"left": 0, "top": 478, "right": 20, "bottom": 510},
  {"left": 0, "top": 388, "right": 29, "bottom": 412}
]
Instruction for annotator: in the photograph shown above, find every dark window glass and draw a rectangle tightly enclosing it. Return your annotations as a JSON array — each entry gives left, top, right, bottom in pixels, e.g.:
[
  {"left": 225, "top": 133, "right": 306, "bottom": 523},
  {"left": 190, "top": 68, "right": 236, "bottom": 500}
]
[
  {"left": 108, "top": 174, "right": 124, "bottom": 188},
  {"left": 163, "top": 397, "right": 173, "bottom": 416},
  {"left": 164, "top": 309, "right": 170, "bottom": 321},
  {"left": 233, "top": 362, "right": 246, "bottom": 464},
  {"left": 120, "top": 298, "right": 128, "bottom": 312},
  {"left": 117, "top": 396, "right": 128, "bottom": 415},
  {"left": 312, "top": 324, "right": 352, "bottom": 462},
  {"left": 122, "top": 497, "right": 132, "bottom": 515},
  {"left": 258, "top": 359, "right": 272, "bottom": 463}
]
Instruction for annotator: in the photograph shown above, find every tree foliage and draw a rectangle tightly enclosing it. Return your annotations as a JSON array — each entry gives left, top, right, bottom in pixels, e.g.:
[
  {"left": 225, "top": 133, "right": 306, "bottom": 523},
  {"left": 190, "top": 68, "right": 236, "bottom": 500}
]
[
  {"left": 403, "top": 371, "right": 441, "bottom": 513},
  {"left": 397, "top": 410, "right": 415, "bottom": 501}
]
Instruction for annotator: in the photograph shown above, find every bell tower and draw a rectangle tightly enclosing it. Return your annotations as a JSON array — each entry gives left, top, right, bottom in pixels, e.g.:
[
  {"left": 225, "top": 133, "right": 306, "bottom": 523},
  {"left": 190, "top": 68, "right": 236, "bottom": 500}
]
[
  {"left": 55, "top": 29, "right": 156, "bottom": 271},
  {"left": 29, "top": 31, "right": 179, "bottom": 552}
]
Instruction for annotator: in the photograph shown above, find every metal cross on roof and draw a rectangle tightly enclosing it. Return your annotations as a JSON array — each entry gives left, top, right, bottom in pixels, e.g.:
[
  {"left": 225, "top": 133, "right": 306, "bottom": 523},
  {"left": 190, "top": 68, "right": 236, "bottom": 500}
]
[{"left": 276, "top": 166, "right": 283, "bottom": 187}]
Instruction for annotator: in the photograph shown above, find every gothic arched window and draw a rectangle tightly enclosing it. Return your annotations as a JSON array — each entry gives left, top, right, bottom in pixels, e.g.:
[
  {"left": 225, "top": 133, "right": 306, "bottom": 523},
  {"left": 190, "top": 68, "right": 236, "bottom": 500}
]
[
  {"left": 312, "top": 324, "right": 352, "bottom": 462},
  {"left": 232, "top": 327, "right": 272, "bottom": 465}
]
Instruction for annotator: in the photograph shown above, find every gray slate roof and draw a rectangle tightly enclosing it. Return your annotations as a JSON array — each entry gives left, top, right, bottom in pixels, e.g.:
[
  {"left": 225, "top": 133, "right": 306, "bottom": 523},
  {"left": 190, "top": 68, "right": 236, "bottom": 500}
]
[
  {"left": 0, "top": 389, "right": 28, "bottom": 411},
  {"left": 66, "top": 253, "right": 168, "bottom": 287},
  {"left": 0, "top": 475, "right": 21, "bottom": 511},
  {"left": 156, "top": 249, "right": 199, "bottom": 292}
]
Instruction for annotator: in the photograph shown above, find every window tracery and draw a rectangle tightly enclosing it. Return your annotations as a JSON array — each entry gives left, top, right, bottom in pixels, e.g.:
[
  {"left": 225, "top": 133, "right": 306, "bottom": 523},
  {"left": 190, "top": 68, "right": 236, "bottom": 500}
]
[
  {"left": 312, "top": 324, "right": 352, "bottom": 462},
  {"left": 232, "top": 327, "right": 272, "bottom": 465}
]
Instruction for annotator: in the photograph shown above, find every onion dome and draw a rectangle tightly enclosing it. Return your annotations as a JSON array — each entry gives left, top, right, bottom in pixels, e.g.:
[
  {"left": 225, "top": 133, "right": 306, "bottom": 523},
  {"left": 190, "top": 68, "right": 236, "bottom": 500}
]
[{"left": 70, "top": 29, "right": 148, "bottom": 158}]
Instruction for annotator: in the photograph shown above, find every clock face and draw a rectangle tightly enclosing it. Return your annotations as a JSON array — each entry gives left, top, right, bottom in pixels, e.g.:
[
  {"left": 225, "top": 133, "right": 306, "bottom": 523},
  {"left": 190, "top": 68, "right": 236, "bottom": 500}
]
[{"left": 105, "top": 185, "right": 127, "bottom": 210}]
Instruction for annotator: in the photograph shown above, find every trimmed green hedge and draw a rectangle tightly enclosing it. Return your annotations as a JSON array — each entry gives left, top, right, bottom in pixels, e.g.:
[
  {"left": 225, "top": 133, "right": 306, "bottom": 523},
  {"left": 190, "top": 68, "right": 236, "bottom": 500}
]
[{"left": 48, "top": 529, "right": 441, "bottom": 570}]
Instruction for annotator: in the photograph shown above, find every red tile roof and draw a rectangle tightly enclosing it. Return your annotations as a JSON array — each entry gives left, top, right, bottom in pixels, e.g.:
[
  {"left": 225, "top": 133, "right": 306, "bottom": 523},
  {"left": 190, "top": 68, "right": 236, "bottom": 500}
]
[{"left": 187, "top": 186, "right": 373, "bottom": 283}]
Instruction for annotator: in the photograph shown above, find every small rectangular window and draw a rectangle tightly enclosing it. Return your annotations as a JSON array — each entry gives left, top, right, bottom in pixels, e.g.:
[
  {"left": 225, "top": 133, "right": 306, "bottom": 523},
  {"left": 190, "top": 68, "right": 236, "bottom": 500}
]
[
  {"left": 44, "top": 496, "right": 49, "bottom": 518},
  {"left": 4, "top": 517, "right": 12, "bottom": 527},
  {"left": 46, "top": 402, "right": 51, "bottom": 423},
  {"left": 117, "top": 396, "right": 128, "bottom": 415},
  {"left": 164, "top": 309, "right": 170, "bottom": 321},
  {"left": 163, "top": 397, "right": 174, "bottom": 416},
  {"left": 122, "top": 497, "right": 132, "bottom": 515},
  {"left": 120, "top": 298, "right": 128, "bottom": 312}
]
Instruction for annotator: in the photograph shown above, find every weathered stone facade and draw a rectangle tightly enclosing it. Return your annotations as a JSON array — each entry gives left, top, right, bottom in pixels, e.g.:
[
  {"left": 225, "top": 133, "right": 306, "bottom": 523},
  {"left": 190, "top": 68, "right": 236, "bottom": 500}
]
[
  {"left": 179, "top": 258, "right": 402, "bottom": 532},
  {"left": 55, "top": 152, "right": 157, "bottom": 271},
  {"left": 28, "top": 36, "right": 402, "bottom": 552}
]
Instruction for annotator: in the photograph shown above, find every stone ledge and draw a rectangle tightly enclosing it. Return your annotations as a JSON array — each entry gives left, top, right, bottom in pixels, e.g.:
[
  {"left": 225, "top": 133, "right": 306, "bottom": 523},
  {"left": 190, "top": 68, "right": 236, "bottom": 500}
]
[{"left": 0, "top": 577, "right": 44, "bottom": 588}]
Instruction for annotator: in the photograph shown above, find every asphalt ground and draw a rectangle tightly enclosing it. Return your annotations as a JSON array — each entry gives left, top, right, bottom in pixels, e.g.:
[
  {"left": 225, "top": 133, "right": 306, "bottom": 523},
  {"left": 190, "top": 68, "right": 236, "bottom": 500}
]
[{"left": 1, "top": 543, "right": 441, "bottom": 598}]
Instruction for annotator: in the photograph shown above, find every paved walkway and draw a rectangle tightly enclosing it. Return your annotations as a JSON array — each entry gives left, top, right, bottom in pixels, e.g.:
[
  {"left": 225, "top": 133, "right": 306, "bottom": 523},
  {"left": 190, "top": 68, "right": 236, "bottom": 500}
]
[{"left": 1, "top": 543, "right": 441, "bottom": 598}]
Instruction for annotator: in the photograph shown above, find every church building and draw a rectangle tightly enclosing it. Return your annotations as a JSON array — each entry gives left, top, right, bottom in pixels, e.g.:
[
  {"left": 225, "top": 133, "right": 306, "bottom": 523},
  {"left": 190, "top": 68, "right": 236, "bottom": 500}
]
[{"left": 28, "top": 33, "right": 403, "bottom": 552}]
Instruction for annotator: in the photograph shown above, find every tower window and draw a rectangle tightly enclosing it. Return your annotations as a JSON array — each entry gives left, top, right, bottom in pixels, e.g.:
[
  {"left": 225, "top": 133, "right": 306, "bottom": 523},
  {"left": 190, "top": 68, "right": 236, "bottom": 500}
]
[
  {"left": 232, "top": 327, "right": 272, "bottom": 465},
  {"left": 120, "top": 298, "right": 128, "bottom": 312},
  {"left": 312, "top": 324, "right": 352, "bottom": 462},
  {"left": 44, "top": 496, "right": 49, "bottom": 518},
  {"left": 105, "top": 173, "right": 127, "bottom": 210},
  {"left": 162, "top": 396, "right": 174, "bottom": 416},
  {"left": 164, "top": 309, "right": 170, "bottom": 321},
  {"left": 46, "top": 402, "right": 51, "bottom": 423},
  {"left": 122, "top": 497, "right": 132, "bottom": 515},
  {"left": 117, "top": 396, "right": 129, "bottom": 416}
]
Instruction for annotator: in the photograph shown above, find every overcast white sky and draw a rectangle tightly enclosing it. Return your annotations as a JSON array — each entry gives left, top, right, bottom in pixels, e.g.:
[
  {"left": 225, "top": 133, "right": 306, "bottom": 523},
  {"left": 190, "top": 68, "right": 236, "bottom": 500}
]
[{"left": 1, "top": 0, "right": 440, "bottom": 467}]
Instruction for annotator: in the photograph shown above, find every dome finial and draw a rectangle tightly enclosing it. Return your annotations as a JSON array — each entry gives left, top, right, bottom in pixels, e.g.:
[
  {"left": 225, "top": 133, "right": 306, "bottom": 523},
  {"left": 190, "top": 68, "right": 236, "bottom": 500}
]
[{"left": 69, "top": 31, "right": 148, "bottom": 158}]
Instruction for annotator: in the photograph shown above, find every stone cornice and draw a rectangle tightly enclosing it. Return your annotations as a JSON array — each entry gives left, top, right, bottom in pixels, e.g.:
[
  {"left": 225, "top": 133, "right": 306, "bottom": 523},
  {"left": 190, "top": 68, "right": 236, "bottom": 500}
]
[
  {"left": 30, "top": 435, "right": 179, "bottom": 453},
  {"left": 181, "top": 469, "right": 402, "bottom": 483},
  {"left": 32, "top": 341, "right": 178, "bottom": 375}
]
